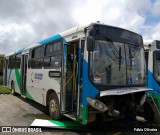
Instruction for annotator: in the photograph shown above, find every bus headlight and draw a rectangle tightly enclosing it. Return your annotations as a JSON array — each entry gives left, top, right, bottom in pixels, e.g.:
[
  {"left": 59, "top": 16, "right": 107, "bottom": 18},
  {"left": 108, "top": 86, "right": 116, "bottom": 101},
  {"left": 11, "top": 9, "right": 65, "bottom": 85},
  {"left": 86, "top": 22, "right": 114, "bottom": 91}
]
[{"left": 87, "top": 97, "right": 108, "bottom": 112}]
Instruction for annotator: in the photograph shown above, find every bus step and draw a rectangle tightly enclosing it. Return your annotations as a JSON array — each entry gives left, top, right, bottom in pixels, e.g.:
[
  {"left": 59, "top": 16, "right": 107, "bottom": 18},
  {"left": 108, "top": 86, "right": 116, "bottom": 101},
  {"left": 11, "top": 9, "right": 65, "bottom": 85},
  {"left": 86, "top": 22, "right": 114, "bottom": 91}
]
[{"left": 63, "top": 112, "right": 76, "bottom": 121}]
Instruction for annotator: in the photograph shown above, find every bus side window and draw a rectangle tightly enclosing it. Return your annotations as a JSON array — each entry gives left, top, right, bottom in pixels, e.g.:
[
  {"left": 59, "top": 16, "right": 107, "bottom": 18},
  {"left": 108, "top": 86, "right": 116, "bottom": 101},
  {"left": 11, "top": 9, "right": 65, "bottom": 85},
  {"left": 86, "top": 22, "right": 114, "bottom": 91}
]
[
  {"left": 8, "top": 55, "right": 15, "bottom": 69},
  {"left": 15, "top": 53, "right": 21, "bottom": 69},
  {"left": 30, "top": 46, "right": 44, "bottom": 69},
  {"left": 44, "top": 40, "right": 62, "bottom": 68},
  {"left": 28, "top": 50, "right": 32, "bottom": 68}
]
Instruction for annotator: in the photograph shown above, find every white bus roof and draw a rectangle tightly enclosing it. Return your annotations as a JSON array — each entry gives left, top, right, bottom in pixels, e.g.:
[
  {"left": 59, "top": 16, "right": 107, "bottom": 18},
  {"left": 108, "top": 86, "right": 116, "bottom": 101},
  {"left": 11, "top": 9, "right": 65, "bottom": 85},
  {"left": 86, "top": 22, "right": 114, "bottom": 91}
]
[
  {"left": 144, "top": 40, "right": 160, "bottom": 50},
  {"left": 5, "top": 52, "right": 15, "bottom": 57},
  {"left": 144, "top": 40, "right": 160, "bottom": 45},
  {"left": 143, "top": 40, "right": 154, "bottom": 46},
  {"left": 24, "top": 43, "right": 41, "bottom": 51},
  {"left": 23, "top": 23, "right": 89, "bottom": 51},
  {"left": 5, "top": 22, "right": 143, "bottom": 56}
]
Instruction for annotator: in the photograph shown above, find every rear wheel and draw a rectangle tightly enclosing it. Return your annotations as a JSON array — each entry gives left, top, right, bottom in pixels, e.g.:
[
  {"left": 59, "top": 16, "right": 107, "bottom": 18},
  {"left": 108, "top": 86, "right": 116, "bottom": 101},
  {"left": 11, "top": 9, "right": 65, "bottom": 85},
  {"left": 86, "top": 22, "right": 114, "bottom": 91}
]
[{"left": 48, "top": 92, "right": 61, "bottom": 119}]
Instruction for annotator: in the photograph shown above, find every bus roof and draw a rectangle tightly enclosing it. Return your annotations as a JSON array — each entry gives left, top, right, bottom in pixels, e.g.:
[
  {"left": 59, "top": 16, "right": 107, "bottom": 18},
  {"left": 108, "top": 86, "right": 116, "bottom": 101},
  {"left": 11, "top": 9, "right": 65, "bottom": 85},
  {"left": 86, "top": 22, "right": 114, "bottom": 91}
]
[
  {"left": 5, "top": 23, "right": 91, "bottom": 56},
  {"left": 24, "top": 43, "right": 41, "bottom": 51},
  {"left": 5, "top": 48, "right": 25, "bottom": 57},
  {"left": 16, "top": 48, "right": 25, "bottom": 54},
  {"left": 144, "top": 40, "right": 160, "bottom": 45},
  {"left": 5, "top": 22, "right": 143, "bottom": 56},
  {"left": 24, "top": 23, "right": 89, "bottom": 51},
  {"left": 143, "top": 40, "right": 156, "bottom": 46},
  {"left": 144, "top": 40, "right": 160, "bottom": 50},
  {"left": 5, "top": 52, "right": 15, "bottom": 57}
]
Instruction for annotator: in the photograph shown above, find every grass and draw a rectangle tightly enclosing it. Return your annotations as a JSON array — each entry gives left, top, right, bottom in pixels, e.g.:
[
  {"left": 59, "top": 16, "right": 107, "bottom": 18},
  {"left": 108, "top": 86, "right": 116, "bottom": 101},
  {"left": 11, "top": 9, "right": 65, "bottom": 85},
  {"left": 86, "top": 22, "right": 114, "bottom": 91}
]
[{"left": 0, "top": 85, "right": 11, "bottom": 93}]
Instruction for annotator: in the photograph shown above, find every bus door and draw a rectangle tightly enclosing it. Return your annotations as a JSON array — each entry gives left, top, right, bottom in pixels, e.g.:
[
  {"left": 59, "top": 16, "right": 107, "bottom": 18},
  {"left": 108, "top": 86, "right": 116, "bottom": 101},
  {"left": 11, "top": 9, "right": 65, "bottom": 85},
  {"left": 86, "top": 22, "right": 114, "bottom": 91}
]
[
  {"left": 21, "top": 54, "right": 28, "bottom": 95},
  {"left": 61, "top": 41, "right": 80, "bottom": 114},
  {"left": 3, "top": 58, "right": 8, "bottom": 86}
]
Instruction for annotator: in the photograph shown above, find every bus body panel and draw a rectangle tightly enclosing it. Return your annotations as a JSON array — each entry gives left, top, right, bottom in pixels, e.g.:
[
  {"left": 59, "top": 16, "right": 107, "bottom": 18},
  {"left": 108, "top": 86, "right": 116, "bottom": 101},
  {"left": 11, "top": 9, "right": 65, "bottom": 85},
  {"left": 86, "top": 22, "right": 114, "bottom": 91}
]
[{"left": 26, "top": 68, "right": 61, "bottom": 106}]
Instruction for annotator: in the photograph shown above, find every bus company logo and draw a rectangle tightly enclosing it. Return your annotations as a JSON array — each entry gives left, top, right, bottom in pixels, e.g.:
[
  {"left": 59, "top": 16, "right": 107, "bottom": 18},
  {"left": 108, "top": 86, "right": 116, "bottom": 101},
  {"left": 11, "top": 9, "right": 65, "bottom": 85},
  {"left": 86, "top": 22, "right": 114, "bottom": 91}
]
[
  {"left": 31, "top": 72, "right": 43, "bottom": 83},
  {"left": 72, "top": 35, "right": 78, "bottom": 39},
  {"left": 35, "top": 73, "right": 43, "bottom": 80}
]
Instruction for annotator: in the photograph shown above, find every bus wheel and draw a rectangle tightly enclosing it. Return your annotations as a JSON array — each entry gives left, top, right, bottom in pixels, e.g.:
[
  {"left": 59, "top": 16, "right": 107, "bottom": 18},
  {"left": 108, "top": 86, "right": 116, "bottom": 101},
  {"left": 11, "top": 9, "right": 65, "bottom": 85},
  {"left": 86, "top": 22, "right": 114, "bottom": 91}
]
[
  {"left": 11, "top": 82, "right": 16, "bottom": 95},
  {"left": 48, "top": 92, "right": 61, "bottom": 120},
  {"left": 143, "top": 98, "right": 160, "bottom": 124}
]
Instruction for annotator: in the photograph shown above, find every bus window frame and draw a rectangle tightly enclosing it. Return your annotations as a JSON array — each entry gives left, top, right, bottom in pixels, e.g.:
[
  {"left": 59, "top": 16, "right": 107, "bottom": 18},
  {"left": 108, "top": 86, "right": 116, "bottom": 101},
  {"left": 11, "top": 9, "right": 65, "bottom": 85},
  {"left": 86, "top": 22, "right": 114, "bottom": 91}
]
[
  {"left": 8, "top": 55, "right": 15, "bottom": 69},
  {"left": 15, "top": 53, "right": 22, "bottom": 69},
  {"left": 153, "top": 50, "right": 160, "bottom": 85},
  {"left": 43, "top": 40, "right": 63, "bottom": 69},
  {"left": 30, "top": 46, "right": 44, "bottom": 69}
]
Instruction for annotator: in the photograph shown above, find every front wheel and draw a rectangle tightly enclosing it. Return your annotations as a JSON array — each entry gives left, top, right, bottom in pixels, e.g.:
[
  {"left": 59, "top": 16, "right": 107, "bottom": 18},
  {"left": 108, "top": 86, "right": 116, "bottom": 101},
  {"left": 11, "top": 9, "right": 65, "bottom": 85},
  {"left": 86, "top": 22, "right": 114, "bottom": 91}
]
[
  {"left": 143, "top": 98, "right": 160, "bottom": 124},
  {"left": 48, "top": 92, "right": 61, "bottom": 119}
]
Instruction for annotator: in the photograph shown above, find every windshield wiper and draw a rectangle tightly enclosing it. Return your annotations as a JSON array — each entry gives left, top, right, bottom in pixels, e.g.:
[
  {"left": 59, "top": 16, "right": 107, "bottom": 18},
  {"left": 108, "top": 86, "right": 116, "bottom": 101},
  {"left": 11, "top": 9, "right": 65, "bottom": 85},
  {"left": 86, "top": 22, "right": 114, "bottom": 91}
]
[
  {"left": 119, "top": 46, "right": 122, "bottom": 71},
  {"left": 105, "top": 36, "right": 122, "bottom": 71},
  {"left": 129, "top": 47, "right": 132, "bottom": 70},
  {"left": 105, "top": 37, "right": 119, "bottom": 59},
  {"left": 132, "top": 45, "right": 139, "bottom": 58}
]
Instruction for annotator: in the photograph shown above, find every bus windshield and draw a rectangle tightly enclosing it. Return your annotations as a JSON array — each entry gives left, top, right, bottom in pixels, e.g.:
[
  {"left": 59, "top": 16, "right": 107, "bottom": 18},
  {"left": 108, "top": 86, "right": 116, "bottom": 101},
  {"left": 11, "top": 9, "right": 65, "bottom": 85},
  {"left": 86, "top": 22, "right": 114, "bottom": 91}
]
[{"left": 89, "top": 40, "right": 146, "bottom": 86}]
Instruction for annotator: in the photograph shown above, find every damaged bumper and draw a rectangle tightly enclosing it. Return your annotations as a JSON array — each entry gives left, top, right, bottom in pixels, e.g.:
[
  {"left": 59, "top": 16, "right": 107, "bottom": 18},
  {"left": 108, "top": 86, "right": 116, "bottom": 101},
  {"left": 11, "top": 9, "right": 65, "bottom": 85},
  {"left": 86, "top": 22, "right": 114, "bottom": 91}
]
[{"left": 100, "top": 87, "right": 153, "bottom": 97}]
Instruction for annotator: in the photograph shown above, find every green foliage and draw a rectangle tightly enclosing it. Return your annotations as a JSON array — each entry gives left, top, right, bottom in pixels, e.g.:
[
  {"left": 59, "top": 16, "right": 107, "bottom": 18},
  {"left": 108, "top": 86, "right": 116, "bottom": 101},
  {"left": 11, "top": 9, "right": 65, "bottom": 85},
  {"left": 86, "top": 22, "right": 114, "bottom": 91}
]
[{"left": 0, "top": 85, "right": 11, "bottom": 93}]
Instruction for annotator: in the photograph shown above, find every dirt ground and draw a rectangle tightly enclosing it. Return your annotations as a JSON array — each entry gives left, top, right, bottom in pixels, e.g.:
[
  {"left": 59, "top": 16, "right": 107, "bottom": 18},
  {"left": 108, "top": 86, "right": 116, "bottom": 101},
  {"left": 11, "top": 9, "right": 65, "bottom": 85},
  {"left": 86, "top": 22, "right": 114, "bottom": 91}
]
[
  {"left": 0, "top": 94, "right": 79, "bottom": 135},
  {"left": 0, "top": 94, "right": 160, "bottom": 135}
]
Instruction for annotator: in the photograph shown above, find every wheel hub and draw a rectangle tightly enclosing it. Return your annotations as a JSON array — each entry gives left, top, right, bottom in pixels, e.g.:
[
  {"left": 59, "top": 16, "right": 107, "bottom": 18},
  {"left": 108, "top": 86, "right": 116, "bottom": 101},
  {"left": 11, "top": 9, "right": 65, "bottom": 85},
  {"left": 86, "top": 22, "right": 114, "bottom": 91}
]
[{"left": 50, "top": 100, "right": 57, "bottom": 113}]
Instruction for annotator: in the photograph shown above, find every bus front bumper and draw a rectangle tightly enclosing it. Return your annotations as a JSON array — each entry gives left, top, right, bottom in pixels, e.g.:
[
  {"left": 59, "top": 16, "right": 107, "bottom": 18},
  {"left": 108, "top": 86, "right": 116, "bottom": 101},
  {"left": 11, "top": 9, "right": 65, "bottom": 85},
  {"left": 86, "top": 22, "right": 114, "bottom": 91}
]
[{"left": 100, "top": 87, "right": 153, "bottom": 97}]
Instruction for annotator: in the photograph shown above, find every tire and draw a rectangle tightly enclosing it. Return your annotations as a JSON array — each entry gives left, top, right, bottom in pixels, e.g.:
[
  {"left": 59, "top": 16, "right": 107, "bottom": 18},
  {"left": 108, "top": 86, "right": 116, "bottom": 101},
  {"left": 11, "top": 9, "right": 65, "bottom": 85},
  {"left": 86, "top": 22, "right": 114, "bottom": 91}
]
[
  {"left": 48, "top": 92, "right": 61, "bottom": 120},
  {"left": 11, "top": 82, "right": 16, "bottom": 95},
  {"left": 143, "top": 98, "right": 160, "bottom": 125}
]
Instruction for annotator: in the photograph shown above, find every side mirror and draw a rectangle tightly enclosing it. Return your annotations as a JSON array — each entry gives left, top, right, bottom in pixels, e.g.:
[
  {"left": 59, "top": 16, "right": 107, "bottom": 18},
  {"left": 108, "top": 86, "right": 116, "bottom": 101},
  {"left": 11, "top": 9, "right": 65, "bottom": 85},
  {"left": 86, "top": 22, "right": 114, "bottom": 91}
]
[{"left": 87, "top": 36, "right": 95, "bottom": 51}]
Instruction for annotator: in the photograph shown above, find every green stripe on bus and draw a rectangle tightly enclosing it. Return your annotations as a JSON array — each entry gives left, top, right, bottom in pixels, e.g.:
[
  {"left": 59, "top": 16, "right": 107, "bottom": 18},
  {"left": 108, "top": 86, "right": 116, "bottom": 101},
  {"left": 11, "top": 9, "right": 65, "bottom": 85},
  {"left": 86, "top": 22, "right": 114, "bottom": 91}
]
[
  {"left": 26, "top": 90, "right": 34, "bottom": 101},
  {"left": 14, "top": 68, "right": 34, "bottom": 101},
  {"left": 152, "top": 94, "right": 160, "bottom": 109},
  {"left": 15, "top": 68, "right": 21, "bottom": 91},
  {"left": 82, "top": 105, "right": 88, "bottom": 125},
  {"left": 48, "top": 120, "right": 83, "bottom": 129}
]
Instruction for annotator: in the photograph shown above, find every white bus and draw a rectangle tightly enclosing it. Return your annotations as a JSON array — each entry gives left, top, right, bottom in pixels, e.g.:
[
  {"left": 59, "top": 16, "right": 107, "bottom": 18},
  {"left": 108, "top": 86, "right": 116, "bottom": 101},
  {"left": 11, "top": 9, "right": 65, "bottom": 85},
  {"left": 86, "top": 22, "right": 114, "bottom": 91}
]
[
  {"left": 3, "top": 22, "right": 156, "bottom": 125},
  {"left": 144, "top": 40, "right": 160, "bottom": 123}
]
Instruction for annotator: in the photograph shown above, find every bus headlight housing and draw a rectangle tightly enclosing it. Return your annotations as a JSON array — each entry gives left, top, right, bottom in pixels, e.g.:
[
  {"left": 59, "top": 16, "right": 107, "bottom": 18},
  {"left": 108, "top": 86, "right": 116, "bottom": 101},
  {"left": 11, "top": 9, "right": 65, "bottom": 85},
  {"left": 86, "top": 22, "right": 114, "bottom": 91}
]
[{"left": 87, "top": 97, "right": 108, "bottom": 112}]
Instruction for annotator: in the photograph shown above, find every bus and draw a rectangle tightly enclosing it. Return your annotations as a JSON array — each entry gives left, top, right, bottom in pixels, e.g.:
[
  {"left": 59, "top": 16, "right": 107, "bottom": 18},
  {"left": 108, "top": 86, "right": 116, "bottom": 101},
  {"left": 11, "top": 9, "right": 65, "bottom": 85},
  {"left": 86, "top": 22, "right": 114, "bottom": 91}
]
[
  {"left": 144, "top": 40, "right": 160, "bottom": 123},
  {"left": 3, "top": 22, "right": 156, "bottom": 125}
]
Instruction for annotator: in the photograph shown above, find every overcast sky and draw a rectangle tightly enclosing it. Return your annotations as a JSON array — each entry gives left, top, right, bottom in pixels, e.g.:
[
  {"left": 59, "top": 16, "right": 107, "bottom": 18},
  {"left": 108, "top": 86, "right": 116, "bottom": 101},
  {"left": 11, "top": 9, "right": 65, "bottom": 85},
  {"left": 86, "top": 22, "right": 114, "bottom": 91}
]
[{"left": 0, "top": 0, "right": 160, "bottom": 54}]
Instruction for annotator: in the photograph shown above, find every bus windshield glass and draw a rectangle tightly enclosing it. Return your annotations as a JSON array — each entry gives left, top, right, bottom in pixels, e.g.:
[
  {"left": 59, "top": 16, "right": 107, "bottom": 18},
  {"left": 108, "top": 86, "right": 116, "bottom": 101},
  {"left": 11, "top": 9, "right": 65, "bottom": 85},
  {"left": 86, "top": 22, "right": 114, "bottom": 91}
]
[{"left": 89, "top": 40, "right": 146, "bottom": 86}]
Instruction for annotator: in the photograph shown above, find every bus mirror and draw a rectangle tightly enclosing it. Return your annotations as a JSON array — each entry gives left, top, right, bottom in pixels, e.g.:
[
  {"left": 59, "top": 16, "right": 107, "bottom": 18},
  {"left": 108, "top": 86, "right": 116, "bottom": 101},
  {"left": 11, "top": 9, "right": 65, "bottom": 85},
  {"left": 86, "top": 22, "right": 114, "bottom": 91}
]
[
  {"left": 87, "top": 36, "right": 95, "bottom": 51},
  {"left": 49, "top": 71, "right": 61, "bottom": 78}
]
